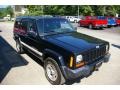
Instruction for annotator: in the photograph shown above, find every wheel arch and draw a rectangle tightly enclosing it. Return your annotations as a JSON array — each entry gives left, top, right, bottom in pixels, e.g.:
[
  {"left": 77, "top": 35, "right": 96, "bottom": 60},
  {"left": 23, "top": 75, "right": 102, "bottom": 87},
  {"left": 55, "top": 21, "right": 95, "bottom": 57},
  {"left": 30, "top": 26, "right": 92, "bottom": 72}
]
[{"left": 43, "top": 49, "right": 65, "bottom": 67}]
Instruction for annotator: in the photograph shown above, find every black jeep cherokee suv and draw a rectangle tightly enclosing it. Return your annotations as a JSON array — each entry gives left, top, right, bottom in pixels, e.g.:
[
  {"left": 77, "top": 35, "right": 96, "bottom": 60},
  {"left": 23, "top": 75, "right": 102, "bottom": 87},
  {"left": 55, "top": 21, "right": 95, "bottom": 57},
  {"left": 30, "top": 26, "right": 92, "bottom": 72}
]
[{"left": 13, "top": 16, "right": 110, "bottom": 85}]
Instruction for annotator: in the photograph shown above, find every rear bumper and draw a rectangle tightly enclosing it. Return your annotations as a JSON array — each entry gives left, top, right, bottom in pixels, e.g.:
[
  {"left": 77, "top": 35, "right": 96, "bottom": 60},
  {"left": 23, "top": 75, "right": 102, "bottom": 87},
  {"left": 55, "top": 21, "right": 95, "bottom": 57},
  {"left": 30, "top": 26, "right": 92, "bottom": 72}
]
[{"left": 61, "top": 53, "right": 110, "bottom": 80}]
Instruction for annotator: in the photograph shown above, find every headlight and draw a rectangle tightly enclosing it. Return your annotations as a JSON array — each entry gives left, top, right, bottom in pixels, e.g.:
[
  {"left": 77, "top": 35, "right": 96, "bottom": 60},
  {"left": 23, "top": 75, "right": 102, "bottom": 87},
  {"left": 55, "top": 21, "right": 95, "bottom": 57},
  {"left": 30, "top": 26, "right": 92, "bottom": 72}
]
[{"left": 76, "top": 55, "right": 83, "bottom": 64}]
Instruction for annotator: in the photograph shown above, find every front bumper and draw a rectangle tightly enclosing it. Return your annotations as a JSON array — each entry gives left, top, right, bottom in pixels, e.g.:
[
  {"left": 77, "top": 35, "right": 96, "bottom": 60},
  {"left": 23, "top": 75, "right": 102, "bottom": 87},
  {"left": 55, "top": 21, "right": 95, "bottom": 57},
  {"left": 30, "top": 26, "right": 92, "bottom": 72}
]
[
  {"left": 107, "top": 23, "right": 116, "bottom": 26},
  {"left": 62, "top": 53, "right": 110, "bottom": 80}
]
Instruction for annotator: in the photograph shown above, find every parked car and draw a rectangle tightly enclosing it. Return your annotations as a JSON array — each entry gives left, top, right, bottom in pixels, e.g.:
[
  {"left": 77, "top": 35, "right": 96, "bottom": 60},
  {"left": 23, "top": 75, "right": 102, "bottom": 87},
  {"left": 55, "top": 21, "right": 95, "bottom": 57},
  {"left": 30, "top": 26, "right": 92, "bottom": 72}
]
[
  {"left": 78, "top": 16, "right": 107, "bottom": 29},
  {"left": 65, "top": 16, "right": 74, "bottom": 22},
  {"left": 116, "top": 17, "right": 120, "bottom": 26},
  {"left": 11, "top": 18, "right": 15, "bottom": 21},
  {"left": 65, "top": 16, "right": 81, "bottom": 23},
  {"left": 106, "top": 16, "right": 116, "bottom": 27},
  {"left": 3, "top": 15, "right": 11, "bottom": 21},
  {"left": 97, "top": 16, "right": 117, "bottom": 27},
  {"left": 0, "top": 17, "right": 5, "bottom": 22},
  {"left": 73, "top": 16, "right": 81, "bottom": 23},
  {"left": 13, "top": 16, "right": 110, "bottom": 85}
]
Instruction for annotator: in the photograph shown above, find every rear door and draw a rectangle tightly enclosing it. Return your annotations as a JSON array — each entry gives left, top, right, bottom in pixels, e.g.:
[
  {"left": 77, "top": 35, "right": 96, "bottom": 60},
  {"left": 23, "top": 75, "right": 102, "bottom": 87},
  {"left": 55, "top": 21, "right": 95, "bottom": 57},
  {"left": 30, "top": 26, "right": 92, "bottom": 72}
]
[
  {"left": 19, "top": 18, "right": 29, "bottom": 43},
  {"left": 26, "top": 19, "right": 43, "bottom": 57}
]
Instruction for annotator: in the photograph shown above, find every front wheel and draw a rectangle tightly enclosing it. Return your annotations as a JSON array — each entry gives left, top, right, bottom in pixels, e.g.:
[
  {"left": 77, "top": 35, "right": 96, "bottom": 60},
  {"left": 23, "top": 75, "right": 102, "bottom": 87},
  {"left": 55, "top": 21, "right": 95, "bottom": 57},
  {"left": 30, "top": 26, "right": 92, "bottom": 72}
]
[
  {"left": 88, "top": 24, "right": 93, "bottom": 29},
  {"left": 44, "top": 57, "right": 65, "bottom": 85}
]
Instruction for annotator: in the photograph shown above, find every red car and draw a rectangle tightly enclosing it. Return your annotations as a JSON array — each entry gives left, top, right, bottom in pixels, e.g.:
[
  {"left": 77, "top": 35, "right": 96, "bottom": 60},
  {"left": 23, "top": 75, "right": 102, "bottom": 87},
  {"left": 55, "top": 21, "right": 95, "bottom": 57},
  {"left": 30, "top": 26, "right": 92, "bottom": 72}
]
[
  {"left": 78, "top": 16, "right": 107, "bottom": 29},
  {"left": 116, "top": 17, "right": 120, "bottom": 26}
]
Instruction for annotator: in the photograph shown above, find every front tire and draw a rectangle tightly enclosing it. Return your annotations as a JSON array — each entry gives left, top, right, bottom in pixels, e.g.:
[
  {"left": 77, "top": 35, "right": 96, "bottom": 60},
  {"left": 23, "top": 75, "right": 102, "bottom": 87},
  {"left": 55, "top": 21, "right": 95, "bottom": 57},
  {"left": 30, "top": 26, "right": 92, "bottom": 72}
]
[
  {"left": 44, "top": 57, "right": 65, "bottom": 85},
  {"left": 89, "top": 24, "right": 93, "bottom": 29}
]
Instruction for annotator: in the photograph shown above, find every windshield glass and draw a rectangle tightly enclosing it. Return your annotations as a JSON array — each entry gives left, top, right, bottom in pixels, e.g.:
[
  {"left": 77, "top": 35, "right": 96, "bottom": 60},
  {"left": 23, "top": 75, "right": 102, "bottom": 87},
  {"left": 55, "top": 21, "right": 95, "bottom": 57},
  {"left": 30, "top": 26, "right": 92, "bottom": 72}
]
[{"left": 37, "top": 18, "right": 74, "bottom": 35}]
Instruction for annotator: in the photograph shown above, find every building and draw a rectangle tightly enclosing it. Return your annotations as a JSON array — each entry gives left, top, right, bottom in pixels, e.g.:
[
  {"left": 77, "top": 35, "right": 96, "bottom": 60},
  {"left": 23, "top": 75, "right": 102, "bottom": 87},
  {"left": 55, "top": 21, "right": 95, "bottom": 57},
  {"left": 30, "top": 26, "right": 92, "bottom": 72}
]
[{"left": 13, "top": 5, "right": 28, "bottom": 17}]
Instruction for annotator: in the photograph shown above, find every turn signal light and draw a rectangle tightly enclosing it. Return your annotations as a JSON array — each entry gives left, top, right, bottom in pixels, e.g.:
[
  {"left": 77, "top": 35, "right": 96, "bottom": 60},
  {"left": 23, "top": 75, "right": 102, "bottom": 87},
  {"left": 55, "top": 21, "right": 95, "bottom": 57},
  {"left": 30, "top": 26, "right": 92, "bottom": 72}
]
[
  {"left": 70, "top": 56, "right": 73, "bottom": 67},
  {"left": 76, "top": 61, "right": 85, "bottom": 68}
]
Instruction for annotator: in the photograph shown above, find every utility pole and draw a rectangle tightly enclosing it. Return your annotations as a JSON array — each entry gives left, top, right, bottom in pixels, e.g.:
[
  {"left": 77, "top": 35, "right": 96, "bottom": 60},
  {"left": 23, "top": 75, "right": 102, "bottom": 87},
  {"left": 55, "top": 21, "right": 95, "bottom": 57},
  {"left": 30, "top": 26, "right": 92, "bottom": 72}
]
[
  {"left": 13, "top": 5, "right": 16, "bottom": 18},
  {"left": 78, "top": 5, "right": 79, "bottom": 18},
  {"left": 41, "top": 5, "right": 44, "bottom": 16}
]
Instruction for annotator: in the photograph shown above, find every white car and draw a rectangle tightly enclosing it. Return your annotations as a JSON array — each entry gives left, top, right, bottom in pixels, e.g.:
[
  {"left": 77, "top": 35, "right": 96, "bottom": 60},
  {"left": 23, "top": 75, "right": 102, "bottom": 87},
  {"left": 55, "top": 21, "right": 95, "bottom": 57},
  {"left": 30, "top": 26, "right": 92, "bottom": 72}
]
[
  {"left": 66, "top": 16, "right": 81, "bottom": 23},
  {"left": 11, "top": 18, "right": 15, "bottom": 21}
]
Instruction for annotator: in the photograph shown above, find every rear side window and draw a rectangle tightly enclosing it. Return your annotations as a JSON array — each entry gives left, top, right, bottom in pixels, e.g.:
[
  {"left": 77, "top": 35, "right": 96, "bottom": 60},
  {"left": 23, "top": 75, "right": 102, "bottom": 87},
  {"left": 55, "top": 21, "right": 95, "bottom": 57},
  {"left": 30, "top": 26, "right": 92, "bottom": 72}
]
[
  {"left": 14, "top": 19, "right": 21, "bottom": 28},
  {"left": 21, "top": 19, "right": 28, "bottom": 31},
  {"left": 28, "top": 19, "right": 37, "bottom": 33}
]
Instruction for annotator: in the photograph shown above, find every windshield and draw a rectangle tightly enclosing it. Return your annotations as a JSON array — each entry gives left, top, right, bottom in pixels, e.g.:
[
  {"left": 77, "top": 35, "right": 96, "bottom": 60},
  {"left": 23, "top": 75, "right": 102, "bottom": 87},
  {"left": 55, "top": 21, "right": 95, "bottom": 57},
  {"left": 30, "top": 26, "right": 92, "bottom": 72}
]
[{"left": 37, "top": 18, "right": 74, "bottom": 35}]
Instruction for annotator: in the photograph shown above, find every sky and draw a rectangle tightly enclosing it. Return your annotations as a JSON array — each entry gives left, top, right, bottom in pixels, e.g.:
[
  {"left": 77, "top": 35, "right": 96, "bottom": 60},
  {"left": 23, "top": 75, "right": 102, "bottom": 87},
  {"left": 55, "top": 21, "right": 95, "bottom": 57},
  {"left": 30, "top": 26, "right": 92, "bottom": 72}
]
[{"left": 0, "top": 5, "right": 8, "bottom": 8}]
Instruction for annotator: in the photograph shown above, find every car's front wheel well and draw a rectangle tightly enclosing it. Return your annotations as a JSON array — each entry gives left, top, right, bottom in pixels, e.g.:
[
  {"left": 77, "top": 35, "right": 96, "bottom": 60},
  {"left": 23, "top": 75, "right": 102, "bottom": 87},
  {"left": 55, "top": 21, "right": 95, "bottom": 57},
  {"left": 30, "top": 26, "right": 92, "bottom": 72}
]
[{"left": 43, "top": 54, "right": 60, "bottom": 66}]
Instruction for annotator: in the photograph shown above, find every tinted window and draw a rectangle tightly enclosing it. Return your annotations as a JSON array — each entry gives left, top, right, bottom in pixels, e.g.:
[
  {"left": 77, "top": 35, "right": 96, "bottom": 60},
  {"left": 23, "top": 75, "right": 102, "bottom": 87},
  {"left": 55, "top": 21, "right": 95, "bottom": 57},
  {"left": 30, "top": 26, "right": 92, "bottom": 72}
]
[
  {"left": 28, "top": 19, "right": 37, "bottom": 33},
  {"left": 14, "top": 19, "right": 21, "bottom": 28},
  {"left": 21, "top": 19, "right": 28, "bottom": 31},
  {"left": 37, "top": 18, "right": 74, "bottom": 35},
  {"left": 37, "top": 19, "right": 43, "bottom": 34}
]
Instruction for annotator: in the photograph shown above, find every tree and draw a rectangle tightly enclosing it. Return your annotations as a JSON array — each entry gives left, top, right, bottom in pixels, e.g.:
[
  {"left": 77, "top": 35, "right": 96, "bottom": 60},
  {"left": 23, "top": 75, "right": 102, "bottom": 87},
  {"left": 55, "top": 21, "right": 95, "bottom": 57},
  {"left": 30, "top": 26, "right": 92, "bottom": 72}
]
[
  {"left": 91, "top": 6, "right": 106, "bottom": 16},
  {"left": 5, "top": 6, "right": 14, "bottom": 18},
  {"left": 78, "top": 5, "right": 93, "bottom": 16},
  {"left": 26, "top": 5, "right": 43, "bottom": 16},
  {"left": 105, "top": 6, "right": 116, "bottom": 16},
  {"left": 113, "top": 5, "right": 120, "bottom": 16},
  {"left": 0, "top": 8, "right": 7, "bottom": 18},
  {"left": 25, "top": 5, "right": 120, "bottom": 17}
]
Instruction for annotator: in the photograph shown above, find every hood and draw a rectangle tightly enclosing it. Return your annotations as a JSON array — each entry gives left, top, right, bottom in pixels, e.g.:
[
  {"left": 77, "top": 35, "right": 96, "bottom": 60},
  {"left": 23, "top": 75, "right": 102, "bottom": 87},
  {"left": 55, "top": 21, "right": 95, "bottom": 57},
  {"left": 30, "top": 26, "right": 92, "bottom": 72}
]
[{"left": 45, "top": 32, "right": 108, "bottom": 53}]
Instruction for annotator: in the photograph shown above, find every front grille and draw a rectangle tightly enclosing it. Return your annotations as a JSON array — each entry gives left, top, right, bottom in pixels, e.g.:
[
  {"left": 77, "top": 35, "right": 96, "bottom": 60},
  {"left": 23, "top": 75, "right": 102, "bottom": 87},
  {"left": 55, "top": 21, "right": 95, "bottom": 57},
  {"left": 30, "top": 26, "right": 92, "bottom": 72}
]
[{"left": 83, "top": 45, "right": 106, "bottom": 64}]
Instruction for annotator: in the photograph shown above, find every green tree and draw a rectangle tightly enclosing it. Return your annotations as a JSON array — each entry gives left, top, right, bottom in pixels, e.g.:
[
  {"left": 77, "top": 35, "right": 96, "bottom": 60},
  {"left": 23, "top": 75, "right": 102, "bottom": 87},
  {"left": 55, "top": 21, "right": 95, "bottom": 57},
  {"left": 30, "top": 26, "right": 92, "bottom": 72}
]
[
  {"left": 5, "top": 6, "right": 14, "bottom": 18},
  {"left": 78, "top": 5, "right": 93, "bottom": 16},
  {"left": 0, "top": 8, "right": 7, "bottom": 18},
  {"left": 92, "top": 5, "right": 117, "bottom": 16},
  {"left": 91, "top": 5, "right": 106, "bottom": 16},
  {"left": 113, "top": 5, "right": 120, "bottom": 16},
  {"left": 25, "top": 5, "right": 120, "bottom": 17},
  {"left": 105, "top": 6, "right": 116, "bottom": 16},
  {"left": 26, "top": 5, "right": 43, "bottom": 16}
]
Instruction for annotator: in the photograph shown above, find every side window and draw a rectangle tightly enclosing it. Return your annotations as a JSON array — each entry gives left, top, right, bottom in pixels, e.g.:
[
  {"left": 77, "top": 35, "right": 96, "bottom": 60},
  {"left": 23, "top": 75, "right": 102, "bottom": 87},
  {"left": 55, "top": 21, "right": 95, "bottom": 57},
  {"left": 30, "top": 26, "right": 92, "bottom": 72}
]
[
  {"left": 37, "top": 19, "right": 43, "bottom": 34},
  {"left": 14, "top": 20, "right": 20, "bottom": 28},
  {"left": 28, "top": 19, "right": 37, "bottom": 33},
  {"left": 21, "top": 19, "right": 28, "bottom": 31}
]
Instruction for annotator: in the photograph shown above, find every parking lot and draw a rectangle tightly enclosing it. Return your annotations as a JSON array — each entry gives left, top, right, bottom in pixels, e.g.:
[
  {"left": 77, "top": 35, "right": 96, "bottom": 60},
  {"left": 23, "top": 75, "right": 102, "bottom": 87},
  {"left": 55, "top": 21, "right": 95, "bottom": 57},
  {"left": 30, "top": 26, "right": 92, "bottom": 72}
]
[{"left": 0, "top": 22, "right": 120, "bottom": 85}]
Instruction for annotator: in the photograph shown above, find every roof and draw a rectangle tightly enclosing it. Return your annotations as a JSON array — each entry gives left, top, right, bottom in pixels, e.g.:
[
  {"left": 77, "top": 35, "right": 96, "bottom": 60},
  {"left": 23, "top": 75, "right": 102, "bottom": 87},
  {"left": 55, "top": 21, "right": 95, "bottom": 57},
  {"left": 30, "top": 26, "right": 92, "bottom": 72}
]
[{"left": 16, "top": 16, "right": 65, "bottom": 20}]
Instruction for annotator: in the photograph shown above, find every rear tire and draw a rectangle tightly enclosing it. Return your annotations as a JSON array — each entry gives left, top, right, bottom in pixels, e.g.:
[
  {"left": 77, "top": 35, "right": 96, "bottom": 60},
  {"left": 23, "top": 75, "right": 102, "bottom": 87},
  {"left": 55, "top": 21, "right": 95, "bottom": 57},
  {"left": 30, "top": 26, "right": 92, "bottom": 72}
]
[{"left": 44, "top": 57, "right": 65, "bottom": 85}]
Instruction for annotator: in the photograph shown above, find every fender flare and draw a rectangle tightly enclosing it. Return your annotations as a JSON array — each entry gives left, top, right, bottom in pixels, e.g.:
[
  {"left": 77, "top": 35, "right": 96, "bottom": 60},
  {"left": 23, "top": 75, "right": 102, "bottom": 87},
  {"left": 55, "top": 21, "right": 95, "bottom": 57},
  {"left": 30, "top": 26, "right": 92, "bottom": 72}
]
[{"left": 43, "top": 48, "right": 65, "bottom": 67}]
